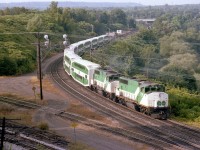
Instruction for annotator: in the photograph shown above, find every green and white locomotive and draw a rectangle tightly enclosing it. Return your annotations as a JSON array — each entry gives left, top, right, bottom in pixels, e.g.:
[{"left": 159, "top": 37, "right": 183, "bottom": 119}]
[
  {"left": 115, "top": 77, "right": 169, "bottom": 119},
  {"left": 91, "top": 68, "right": 120, "bottom": 99},
  {"left": 63, "top": 34, "right": 169, "bottom": 119}
]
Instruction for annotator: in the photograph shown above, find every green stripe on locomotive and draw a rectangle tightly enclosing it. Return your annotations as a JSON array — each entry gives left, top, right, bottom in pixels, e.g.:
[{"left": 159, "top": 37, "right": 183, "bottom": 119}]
[
  {"left": 72, "top": 62, "right": 88, "bottom": 74},
  {"left": 63, "top": 63, "right": 70, "bottom": 74},
  {"left": 93, "top": 69, "right": 107, "bottom": 82},
  {"left": 118, "top": 77, "right": 143, "bottom": 103},
  {"left": 71, "top": 72, "right": 88, "bottom": 85},
  {"left": 136, "top": 91, "right": 144, "bottom": 102},
  {"left": 119, "top": 77, "right": 139, "bottom": 93}
]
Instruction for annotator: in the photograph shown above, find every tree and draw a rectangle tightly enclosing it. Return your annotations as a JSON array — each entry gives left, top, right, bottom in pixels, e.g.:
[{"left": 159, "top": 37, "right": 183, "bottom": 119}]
[
  {"left": 48, "top": 1, "right": 58, "bottom": 14},
  {"left": 159, "top": 31, "right": 192, "bottom": 57},
  {"left": 110, "top": 9, "right": 127, "bottom": 25},
  {"left": 26, "top": 15, "right": 44, "bottom": 32},
  {"left": 161, "top": 53, "right": 198, "bottom": 72},
  {"left": 0, "top": 55, "right": 17, "bottom": 75},
  {"left": 47, "top": 1, "right": 59, "bottom": 21},
  {"left": 128, "top": 18, "right": 136, "bottom": 28},
  {"left": 99, "top": 12, "right": 110, "bottom": 24},
  {"left": 160, "top": 66, "right": 197, "bottom": 91}
]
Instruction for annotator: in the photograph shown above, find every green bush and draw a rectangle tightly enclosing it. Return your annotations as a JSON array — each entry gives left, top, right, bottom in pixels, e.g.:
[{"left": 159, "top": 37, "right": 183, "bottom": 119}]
[
  {"left": 38, "top": 122, "right": 49, "bottom": 130},
  {"left": 168, "top": 87, "right": 200, "bottom": 120},
  {"left": 0, "top": 55, "right": 17, "bottom": 75}
]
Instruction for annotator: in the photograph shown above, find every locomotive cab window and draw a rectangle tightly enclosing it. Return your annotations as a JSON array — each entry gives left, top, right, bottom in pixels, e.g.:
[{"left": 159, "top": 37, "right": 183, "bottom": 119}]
[
  {"left": 151, "top": 87, "right": 156, "bottom": 91},
  {"left": 109, "top": 75, "right": 119, "bottom": 82},
  {"left": 145, "top": 87, "right": 150, "bottom": 93},
  {"left": 145, "top": 85, "right": 165, "bottom": 93},
  {"left": 156, "top": 85, "right": 165, "bottom": 92}
]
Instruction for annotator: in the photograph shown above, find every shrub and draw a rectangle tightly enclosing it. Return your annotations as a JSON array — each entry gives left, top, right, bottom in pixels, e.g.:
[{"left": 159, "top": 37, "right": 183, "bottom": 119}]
[
  {"left": 168, "top": 87, "right": 200, "bottom": 120},
  {"left": 38, "top": 122, "right": 49, "bottom": 130}
]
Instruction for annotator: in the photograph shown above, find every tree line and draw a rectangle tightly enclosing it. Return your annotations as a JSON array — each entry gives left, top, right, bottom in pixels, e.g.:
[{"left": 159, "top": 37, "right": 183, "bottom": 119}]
[{"left": 0, "top": 1, "right": 136, "bottom": 75}]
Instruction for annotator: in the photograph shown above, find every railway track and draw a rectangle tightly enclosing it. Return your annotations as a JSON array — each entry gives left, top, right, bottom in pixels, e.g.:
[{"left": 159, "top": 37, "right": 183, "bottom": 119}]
[
  {"left": 0, "top": 96, "right": 40, "bottom": 109},
  {"left": 58, "top": 112, "right": 172, "bottom": 149},
  {"left": 47, "top": 55, "right": 200, "bottom": 150},
  {"left": 0, "top": 96, "right": 167, "bottom": 149},
  {"left": 1, "top": 54, "right": 200, "bottom": 149},
  {"left": 0, "top": 97, "right": 68, "bottom": 149},
  {"left": 0, "top": 120, "right": 68, "bottom": 150}
]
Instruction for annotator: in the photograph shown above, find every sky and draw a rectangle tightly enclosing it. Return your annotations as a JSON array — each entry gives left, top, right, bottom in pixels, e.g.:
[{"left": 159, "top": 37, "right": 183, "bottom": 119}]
[{"left": 1, "top": 0, "right": 200, "bottom": 6}]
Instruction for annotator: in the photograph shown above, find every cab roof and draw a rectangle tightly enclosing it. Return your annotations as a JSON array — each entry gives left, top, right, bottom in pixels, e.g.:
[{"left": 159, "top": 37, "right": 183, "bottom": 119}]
[
  {"left": 119, "top": 76, "right": 159, "bottom": 87},
  {"left": 96, "top": 68, "right": 120, "bottom": 76}
]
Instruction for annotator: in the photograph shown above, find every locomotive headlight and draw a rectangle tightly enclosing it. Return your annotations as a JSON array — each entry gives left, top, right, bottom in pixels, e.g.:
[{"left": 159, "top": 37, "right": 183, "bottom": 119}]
[
  {"left": 157, "top": 101, "right": 161, "bottom": 106},
  {"left": 162, "top": 101, "right": 166, "bottom": 106}
]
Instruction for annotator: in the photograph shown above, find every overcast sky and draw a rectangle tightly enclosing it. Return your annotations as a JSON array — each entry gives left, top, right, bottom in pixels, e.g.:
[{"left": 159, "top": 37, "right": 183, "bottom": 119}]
[{"left": 1, "top": 0, "right": 200, "bottom": 6}]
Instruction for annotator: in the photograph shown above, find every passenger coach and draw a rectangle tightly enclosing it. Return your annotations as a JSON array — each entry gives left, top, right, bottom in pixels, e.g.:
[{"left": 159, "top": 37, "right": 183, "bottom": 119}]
[{"left": 70, "top": 59, "right": 100, "bottom": 86}]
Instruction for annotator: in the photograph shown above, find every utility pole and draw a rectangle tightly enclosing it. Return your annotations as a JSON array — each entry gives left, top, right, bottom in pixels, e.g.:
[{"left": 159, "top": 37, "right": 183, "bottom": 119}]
[
  {"left": 37, "top": 32, "right": 43, "bottom": 100},
  {"left": 0, "top": 117, "right": 5, "bottom": 150},
  {"left": 0, "top": 118, "right": 21, "bottom": 150}
]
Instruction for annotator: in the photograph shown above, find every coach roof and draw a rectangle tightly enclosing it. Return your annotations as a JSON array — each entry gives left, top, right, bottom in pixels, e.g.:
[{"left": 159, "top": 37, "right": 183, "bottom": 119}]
[{"left": 73, "top": 58, "right": 100, "bottom": 69}]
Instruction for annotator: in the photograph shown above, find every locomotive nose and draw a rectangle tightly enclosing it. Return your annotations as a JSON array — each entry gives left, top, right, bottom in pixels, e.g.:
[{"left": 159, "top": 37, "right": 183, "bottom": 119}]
[{"left": 147, "top": 92, "right": 168, "bottom": 108}]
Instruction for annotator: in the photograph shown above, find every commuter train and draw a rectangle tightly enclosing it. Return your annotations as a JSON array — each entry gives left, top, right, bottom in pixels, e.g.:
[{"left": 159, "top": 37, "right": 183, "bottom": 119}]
[{"left": 63, "top": 34, "right": 170, "bottom": 119}]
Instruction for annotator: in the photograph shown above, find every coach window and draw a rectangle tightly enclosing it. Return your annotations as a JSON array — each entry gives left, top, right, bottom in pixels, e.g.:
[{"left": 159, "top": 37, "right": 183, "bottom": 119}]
[{"left": 85, "top": 75, "right": 87, "bottom": 79}]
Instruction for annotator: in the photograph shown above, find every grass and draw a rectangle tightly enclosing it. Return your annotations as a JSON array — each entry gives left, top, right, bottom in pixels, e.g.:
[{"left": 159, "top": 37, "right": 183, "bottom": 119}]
[
  {"left": 0, "top": 103, "right": 34, "bottom": 126},
  {"left": 68, "top": 142, "right": 95, "bottom": 150},
  {"left": 171, "top": 116, "right": 200, "bottom": 128},
  {"left": 0, "top": 93, "right": 28, "bottom": 100},
  {"left": 29, "top": 76, "right": 61, "bottom": 95},
  {"left": 0, "top": 93, "right": 48, "bottom": 106},
  {"left": 66, "top": 103, "right": 104, "bottom": 121}
]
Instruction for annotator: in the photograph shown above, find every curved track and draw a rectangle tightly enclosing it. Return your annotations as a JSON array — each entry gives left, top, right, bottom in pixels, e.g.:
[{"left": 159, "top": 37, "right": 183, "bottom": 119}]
[{"left": 47, "top": 55, "right": 200, "bottom": 150}]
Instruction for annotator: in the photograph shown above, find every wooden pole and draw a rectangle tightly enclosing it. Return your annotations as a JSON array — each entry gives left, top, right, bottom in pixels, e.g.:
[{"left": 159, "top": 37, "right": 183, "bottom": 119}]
[
  {"left": 37, "top": 32, "right": 43, "bottom": 100},
  {"left": 0, "top": 117, "right": 5, "bottom": 150}
]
